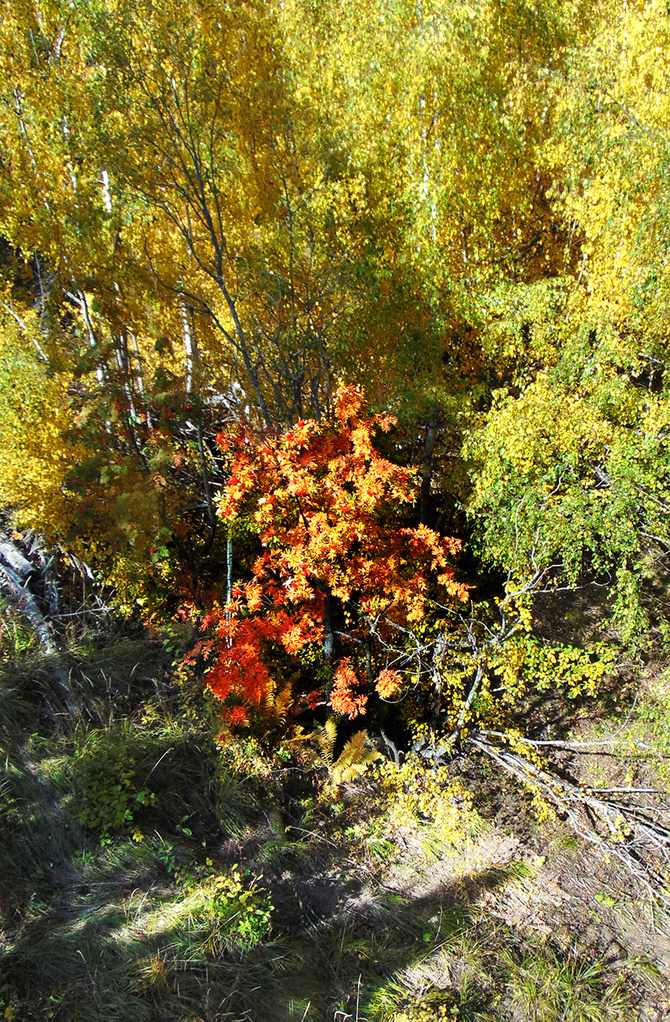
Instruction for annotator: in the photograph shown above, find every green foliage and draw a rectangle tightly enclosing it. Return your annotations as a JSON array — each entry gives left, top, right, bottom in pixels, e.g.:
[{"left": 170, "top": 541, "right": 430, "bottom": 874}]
[
  {"left": 619, "top": 672, "right": 670, "bottom": 788},
  {"left": 67, "top": 704, "right": 256, "bottom": 844},
  {"left": 465, "top": 371, "right": 670, "bottom": 643},
  {"left": 0, "top": 0, "right": 669, "bottom": 659},
  {"left": 0, "top": 600, "right": 37, "bottom": 659},
  {"left": 71, "top": 729, "right": 154, "bottom": 840},
  {"left": 194, "top": 866, "right": 274, "bottom": 952},
  {"left": 0, "top": 622, "right": 657, "bottom": 1022},
  {"left": 3, "top": 1, "right": 670, "bottom": 1009},
  {"left": 490, "top": 635, "right": 617, "bottom": 702}
]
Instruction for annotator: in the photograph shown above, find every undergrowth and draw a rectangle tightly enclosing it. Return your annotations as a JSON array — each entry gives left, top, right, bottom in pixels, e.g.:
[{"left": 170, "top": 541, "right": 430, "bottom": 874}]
[{"left": 0, "top": 626, "right": 664, "bottom": 1021}]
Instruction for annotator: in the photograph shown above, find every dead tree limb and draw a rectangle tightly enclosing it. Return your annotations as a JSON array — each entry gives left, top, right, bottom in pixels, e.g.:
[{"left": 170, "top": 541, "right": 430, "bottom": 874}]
[
  {"left": 0, "top": 540, "right": 77, "bottom": 715},
  {"left": 471, "top": 734, "right": 670, "bottom": 908}
]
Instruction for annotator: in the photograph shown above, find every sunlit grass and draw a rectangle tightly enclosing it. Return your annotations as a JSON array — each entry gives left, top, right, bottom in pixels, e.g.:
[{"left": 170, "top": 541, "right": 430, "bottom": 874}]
[{"left": 0, "top": 637, "right": 656, "bottom": 1022}]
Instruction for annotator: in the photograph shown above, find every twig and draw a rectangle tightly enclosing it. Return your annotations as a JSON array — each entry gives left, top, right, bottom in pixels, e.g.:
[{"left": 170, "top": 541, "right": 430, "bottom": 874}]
[
  {"left": 471, "top": 735, "right": 670, "bottom": 907},
  {"left": 478, "top": 729, "right": 666, "bottom": 755}
]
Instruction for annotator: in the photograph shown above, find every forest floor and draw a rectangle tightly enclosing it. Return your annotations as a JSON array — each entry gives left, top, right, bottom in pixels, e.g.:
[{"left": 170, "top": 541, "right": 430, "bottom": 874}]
[{"left": 1, "top": 624, "right": 670, "bottom": 1022}]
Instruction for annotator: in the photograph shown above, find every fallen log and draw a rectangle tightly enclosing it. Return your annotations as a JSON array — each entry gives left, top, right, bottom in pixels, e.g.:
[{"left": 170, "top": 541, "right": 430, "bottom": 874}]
[{"left": 0, "top": 540, "right": 77, "bottom": 716}]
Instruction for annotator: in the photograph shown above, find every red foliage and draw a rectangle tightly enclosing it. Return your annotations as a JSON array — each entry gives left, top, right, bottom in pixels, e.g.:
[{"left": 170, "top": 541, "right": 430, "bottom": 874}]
[
  {"left": 203, "top": 385, "right": 467, "bottom": 721},
  {"left": 330, "top": 659, "right": 368, "bottom": 717},
  {"left": 375, "top": 668, "right": 402, "bottom": 699}
]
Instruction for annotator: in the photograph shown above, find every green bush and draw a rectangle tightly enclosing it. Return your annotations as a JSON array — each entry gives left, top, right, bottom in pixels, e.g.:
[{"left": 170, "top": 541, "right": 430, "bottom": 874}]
[{"left": 71, "top": 729, "right": 154, "bottom": 840}]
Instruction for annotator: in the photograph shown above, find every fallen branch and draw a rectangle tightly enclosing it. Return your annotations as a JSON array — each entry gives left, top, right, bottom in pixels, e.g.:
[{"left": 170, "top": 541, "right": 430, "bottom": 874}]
[
  {"left": 471, "top": 734, "right": 670, "bottom": 908},
  {"left": 479, "top": 729, "right": 666, "bottom": 756},
  {"left": 0, "top": 539, "right": 77, "bottom": 715}
]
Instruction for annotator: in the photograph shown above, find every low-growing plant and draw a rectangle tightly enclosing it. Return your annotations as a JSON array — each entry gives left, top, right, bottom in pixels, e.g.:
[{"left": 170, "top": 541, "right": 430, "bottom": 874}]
[
  {"left": 0, "top": 602, "right": 36, "bottom": 659},
  {"left": 504, "top": 946, "right": 632, "bottom": 1022},
  {"left": 143, "top": 866, "right": 274, "bottom": 955},
  {"left": 70, "top": 728, "right": 155, "bottom": 840},
  {"left": 378, "top": 752, "right": 483, "bottom": 852},
  {"left": 203, "top": 866, "right": 274, "bottom": 950}
]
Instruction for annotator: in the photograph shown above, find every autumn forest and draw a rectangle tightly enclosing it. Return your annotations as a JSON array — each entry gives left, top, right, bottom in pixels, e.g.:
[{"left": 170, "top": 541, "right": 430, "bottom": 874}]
[{"left": 2, "top": 1, "right": 670, "bottom": 1020}]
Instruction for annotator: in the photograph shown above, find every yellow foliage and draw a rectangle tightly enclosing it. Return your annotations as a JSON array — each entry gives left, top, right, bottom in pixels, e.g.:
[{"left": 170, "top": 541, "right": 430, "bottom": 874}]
[
  {"left": 311, "top": 719, "right": 382, "bottom": 786},
  {"left": 0, "top": 316, "right": 79, "bottom": 533},
  {"left": 380, "top": 753, "right": 481, "bottom": 848},
  {"left": 331, "top": 731, "right": 382, "bottom": 785}
]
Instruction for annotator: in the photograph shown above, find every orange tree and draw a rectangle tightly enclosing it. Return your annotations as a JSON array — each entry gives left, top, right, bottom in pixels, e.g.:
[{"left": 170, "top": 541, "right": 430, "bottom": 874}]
[{"left": 193, "top": 386, "right": 467, "bottom": 727}]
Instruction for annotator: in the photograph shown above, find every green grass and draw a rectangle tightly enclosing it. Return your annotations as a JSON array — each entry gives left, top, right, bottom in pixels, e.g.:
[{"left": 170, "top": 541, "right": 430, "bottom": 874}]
[
  {"left": 0, "top": 635, "right": 656, "bottom": 1022},
  {"left": 365, "top": 932, "right": 634, "bottom": 1022}
]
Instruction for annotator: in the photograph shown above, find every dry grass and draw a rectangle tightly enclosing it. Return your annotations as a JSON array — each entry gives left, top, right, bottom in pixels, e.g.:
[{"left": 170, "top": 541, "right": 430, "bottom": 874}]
[{"left": 1, "top": 637, "right": 669, "bottom": 1021}]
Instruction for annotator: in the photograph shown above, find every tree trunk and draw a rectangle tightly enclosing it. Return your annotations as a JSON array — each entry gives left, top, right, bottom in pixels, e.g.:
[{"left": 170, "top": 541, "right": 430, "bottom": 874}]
[
  {"left": 419, "top": 408, "right": 441, "bottom": 526},
  {"left": 0, "top": 537, "right": 77, "bottom": 715}
]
